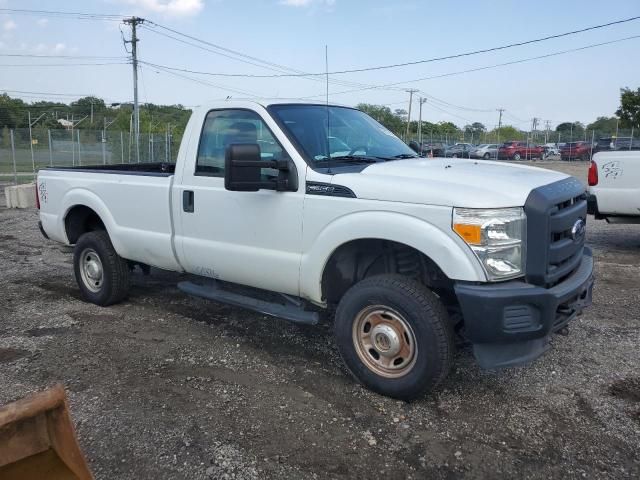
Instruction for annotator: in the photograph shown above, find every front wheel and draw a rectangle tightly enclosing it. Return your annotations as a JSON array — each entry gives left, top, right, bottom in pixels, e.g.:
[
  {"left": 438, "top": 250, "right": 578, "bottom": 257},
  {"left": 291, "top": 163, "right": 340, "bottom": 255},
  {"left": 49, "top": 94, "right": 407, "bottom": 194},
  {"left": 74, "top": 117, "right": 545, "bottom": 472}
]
[
  {"left": 334, "top": 275, "right": 454, "bottom": 400},
  {"left": 512, "top": 152, "right": 521, "bottom": 161},
  {"left": 73, "top": 230, "right": 130, "bottom": 306},
  {"left": 483, "top": 152, "right": 490, "bottom": 160}
]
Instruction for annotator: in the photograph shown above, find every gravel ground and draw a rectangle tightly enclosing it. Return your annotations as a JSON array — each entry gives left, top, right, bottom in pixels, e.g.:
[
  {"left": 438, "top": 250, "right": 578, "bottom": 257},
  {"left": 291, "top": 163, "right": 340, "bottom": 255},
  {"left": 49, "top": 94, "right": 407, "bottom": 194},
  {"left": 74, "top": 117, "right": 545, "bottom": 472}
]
[{"left": 0, "top": 161, "right": 639, "bottom": 479}]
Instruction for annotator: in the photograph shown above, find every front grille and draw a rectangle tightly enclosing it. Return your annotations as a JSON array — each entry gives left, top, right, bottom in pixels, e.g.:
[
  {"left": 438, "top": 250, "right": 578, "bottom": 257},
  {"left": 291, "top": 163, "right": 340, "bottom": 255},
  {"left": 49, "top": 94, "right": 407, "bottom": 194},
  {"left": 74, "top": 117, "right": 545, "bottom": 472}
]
[{"left": 524, "top": 178, "right": 587, "bottom": 287}]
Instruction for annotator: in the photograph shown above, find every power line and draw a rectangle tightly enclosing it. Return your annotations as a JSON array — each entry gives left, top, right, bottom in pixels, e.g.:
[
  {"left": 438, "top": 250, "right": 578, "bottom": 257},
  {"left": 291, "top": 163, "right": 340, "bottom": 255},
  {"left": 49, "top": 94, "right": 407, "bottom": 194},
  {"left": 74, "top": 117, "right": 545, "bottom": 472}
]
[
  {"left": 141, "top": 64, "right": 262, "bottom": 98},
  {"left": 0, "top": 54, "right": 127, "bottom": 60},
  {"left": 0, "top": 62, "right": 129, "bottom": 67},
  {"left": 141, "top": 16, "right": 640, "bottom": 78},
  {"left": 0, "top": 7, "right": 123, "bottom": 21},
  {"left": 139, "top": 25, "right": 402, "bottom": 92},
  {"left": 301, "top": 34, "right": 640, "bottom": 99}
]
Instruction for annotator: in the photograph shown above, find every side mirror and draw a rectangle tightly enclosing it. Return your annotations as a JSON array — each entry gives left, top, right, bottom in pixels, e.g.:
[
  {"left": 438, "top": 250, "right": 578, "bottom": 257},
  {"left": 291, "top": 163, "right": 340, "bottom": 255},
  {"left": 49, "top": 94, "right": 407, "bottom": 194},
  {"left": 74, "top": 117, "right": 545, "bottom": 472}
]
[
  {"left": 408, "top": 140, "right": 420, "bottom": 154},
  {"left": 224, "top": 143, "right": 297, "bottom": 192}
]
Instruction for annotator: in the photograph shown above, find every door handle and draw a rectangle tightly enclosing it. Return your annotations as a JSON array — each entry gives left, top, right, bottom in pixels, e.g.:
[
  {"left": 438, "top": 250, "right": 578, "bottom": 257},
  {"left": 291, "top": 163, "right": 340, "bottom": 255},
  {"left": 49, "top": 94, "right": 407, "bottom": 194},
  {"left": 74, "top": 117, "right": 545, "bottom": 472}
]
[{"left": 183, "top": 190, "right": 194, "bottom": 213}]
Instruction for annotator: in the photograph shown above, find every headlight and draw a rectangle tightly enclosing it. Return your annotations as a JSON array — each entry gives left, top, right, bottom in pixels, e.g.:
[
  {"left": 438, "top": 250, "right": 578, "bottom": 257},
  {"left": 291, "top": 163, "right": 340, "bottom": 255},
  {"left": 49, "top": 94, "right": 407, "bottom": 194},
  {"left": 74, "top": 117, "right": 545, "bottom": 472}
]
[{"left": 452, "top": 207, "right": 526, "bottom": 281}]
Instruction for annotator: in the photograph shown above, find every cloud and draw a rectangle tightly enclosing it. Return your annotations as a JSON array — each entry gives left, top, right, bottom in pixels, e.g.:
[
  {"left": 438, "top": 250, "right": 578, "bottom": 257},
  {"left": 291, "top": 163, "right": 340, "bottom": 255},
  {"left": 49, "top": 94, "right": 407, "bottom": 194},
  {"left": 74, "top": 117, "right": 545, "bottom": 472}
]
[
  {"left": 3, "top": 19, "right": 16, "bottom": 31},
  {"left": 118, "top": 0, "right": 204, "bottom": 16},
  {"left": 279, "top": 0, "right": 335, "bottom": 7},
  {"left": 36, "top": 18, "right": 49, "bottom": 27}
]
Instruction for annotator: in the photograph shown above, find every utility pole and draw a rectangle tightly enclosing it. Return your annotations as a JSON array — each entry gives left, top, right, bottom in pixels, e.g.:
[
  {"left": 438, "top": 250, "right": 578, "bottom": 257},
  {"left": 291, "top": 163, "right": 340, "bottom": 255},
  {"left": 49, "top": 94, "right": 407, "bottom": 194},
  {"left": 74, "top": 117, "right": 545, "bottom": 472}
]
[
  {"left": 28, "top": 111, "right": 46, "bottom": 173},
  {"left": 417, "top": 97, "right": 427, "bottom": 146},
  {"left": 124, "top": 17, "right": 144, "bottom": 163},
  {"left": 544, "top": 120, "right": 551, "bottom": 144},
  {"left": 496, "top": 108, "right": 504, "bottom": 158},
  {"left": 405, "top": 89, "right": 418, "bottom": 141}
]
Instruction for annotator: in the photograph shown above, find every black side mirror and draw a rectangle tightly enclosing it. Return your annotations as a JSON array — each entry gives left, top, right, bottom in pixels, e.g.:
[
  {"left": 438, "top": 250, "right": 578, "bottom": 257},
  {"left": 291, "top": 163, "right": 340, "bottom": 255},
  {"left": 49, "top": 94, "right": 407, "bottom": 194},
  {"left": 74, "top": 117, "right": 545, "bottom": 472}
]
[
  {"left": 408, "top": 140, "right": 420, "bottom": 154},
  {"left": 224, "top": 143, "right": 297, "bottom": 192}
]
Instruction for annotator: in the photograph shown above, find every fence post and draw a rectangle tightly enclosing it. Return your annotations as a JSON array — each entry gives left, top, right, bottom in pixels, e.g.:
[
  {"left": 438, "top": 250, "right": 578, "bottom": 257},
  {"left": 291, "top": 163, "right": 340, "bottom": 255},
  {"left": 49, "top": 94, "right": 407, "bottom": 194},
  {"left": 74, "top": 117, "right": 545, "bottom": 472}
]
[
  {"left": 102, "top": 130, "right": 106, "bottom": 165},
  {"left": 121, "top": 131, "right": 124, "bottom": 163},
  {"left": 77, "top": 130, "right": 81, "bottom": 166},
  {"left": 48, "top": 129, "right": 53, "bottom": 166},
  {"left": 630, "top": 127, "right": 634, "bottom": 150},
  {"left": 590, "top": 130, "right": 594, "bottom": 160},
  {"left": 10, "top": 129, "right": 17, "bottom": 185}
]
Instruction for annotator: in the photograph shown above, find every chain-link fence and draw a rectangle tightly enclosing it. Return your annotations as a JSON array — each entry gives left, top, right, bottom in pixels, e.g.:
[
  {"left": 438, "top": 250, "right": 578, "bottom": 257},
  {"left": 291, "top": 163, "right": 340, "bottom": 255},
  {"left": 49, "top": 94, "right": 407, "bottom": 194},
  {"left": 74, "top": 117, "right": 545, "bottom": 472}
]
[{"left": 0, "top": 128, "right": 182, "bottom": 184}]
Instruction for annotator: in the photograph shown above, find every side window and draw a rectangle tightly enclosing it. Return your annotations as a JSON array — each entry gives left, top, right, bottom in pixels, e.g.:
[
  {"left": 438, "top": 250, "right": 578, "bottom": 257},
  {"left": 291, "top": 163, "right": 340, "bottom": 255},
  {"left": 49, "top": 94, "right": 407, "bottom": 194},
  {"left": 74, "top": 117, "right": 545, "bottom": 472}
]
[{"left": 195, "top": 109, "right": 286, "bottom": 177}]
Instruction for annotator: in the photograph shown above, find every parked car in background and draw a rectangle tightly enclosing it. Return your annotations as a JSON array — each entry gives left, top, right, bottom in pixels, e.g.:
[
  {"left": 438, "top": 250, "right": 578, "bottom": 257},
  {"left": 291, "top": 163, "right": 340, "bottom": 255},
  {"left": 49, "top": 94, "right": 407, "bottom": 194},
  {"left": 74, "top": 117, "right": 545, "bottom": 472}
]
[
  {"left": 560, "top": 141, "right": 593, "bottom": 161},
  {"left": 444, "top": 143, "right": 474, "bottom": 158},
  {"left": 587, "top": 151, "right": 640, "bottom": 223},
  {"left": 497, "top": 141, "right": 545, "bottom": 160},
  {"left": 593, "top": 136, "right": 640, "bottom": 153},
  {"left": 470, "top": 144, "right": 499, "bottom": 160},
  {"left": 543, "top": 143, "right": 560, "bottom": 157},
  {"left": 421, "top": 142, "right": 448, "bottom": 157}
]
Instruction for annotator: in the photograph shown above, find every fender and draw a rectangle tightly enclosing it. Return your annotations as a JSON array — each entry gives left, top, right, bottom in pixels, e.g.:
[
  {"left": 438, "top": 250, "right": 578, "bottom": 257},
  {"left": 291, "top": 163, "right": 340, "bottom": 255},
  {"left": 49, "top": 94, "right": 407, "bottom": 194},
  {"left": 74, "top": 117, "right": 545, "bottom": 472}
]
[
  {"left": 59, "top": 188, "right": 128, "bottom": 258},
  {"left": 299, "top": 210, "right": 486, "bottom": 304}
]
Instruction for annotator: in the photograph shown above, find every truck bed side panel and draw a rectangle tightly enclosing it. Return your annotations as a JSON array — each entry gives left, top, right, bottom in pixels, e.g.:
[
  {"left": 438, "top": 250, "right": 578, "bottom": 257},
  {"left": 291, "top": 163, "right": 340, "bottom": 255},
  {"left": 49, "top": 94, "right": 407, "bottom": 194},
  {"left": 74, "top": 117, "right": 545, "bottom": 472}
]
[{"left": 38, "top": 170, "right": 181, "bottom": 271}]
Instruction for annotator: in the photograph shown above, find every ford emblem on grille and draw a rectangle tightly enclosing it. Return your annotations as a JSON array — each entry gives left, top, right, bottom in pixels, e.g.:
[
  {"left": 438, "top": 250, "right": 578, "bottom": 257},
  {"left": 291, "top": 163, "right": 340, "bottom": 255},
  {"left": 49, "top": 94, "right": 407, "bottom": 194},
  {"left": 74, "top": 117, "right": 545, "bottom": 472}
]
[{"left": 571, "top": 218, "right": 586, "bottom": 241}]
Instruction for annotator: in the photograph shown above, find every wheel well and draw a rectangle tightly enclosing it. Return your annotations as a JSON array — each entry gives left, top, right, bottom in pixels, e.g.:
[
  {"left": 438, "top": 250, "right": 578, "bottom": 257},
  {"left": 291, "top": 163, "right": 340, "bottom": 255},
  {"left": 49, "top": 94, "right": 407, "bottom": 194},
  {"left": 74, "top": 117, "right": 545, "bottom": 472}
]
[
  {"left": 65, "top": 205, "right": 106, "bottom": 244},
  {"left": 321, "top": 239, "right": 454, "bottom": 306}
]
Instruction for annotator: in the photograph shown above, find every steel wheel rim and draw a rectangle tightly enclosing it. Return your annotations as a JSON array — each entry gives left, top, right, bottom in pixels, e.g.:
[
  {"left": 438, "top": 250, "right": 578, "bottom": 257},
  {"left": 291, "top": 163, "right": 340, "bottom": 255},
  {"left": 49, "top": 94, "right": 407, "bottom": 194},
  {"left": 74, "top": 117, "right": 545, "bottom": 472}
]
[
  {"left": 352, "top": 305, "right": 417, "bottom": 378},
  {"left": 80, "top": 248, "right": 104, "bottom": 293}
]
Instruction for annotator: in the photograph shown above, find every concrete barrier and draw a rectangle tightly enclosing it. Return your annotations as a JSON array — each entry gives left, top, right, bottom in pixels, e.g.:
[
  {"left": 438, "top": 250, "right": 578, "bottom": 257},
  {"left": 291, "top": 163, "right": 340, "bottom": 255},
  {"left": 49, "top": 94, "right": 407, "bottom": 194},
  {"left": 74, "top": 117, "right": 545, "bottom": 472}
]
[{"left": 4, "top": 183, "right": 36, "bottom": 209}]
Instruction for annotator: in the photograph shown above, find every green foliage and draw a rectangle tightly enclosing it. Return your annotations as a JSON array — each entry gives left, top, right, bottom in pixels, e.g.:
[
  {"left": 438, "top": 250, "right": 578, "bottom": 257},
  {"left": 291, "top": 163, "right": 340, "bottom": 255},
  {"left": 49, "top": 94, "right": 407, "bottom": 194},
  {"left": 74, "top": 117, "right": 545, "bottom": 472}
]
[
  {"left": 356, "top": 104, "right": 405, "bottom": 136},
  {"left": 616, "top": 87, "right": 640, "bottom": 128},
  {"left": 464, "top": 122, "right": 486, "bottom": 137},
  {"left": 586, "top": 116, "right": 619, "bottom": 137},
  {"left": 555, "top": 122, "right": 585, "bottom": 136}
]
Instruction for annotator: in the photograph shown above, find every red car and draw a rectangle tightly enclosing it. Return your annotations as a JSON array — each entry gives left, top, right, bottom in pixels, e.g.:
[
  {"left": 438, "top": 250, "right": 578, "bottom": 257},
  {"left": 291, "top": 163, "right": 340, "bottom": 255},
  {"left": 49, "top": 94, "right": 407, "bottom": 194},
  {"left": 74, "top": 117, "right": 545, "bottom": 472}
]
[
  {"left": 497, "top": 141, "right": 545, "bottom": 160},
  {"left": 560, "top": 141, "right": 593, "bottom": 161}
]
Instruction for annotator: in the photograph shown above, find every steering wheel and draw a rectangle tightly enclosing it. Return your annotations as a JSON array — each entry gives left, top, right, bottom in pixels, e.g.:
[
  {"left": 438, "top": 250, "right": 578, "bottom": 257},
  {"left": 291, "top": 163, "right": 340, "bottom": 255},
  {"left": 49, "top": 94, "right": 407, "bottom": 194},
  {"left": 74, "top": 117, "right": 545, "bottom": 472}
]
[{"left": 348, "top": 146, "right": 368, "bottom": 155}]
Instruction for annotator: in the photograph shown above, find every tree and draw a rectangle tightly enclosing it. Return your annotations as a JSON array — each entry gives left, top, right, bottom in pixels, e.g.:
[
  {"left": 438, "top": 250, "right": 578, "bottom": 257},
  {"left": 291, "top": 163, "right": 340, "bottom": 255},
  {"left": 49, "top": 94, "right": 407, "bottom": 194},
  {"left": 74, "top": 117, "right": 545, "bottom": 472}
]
[
  {"left": 356, "top": 104, "right": 404, "bottom": 135},
  {"left": 616, "top": 87, "right": 640, "bottom": 128},
  {"left": 464, "top": 122, "right": 486, "bottom": 138},
  {"left": 555, "top": 121, "right": 585, "bottom": 140},
  {"left": 586, "top": 117, "right": 619, "bottom": 136}
]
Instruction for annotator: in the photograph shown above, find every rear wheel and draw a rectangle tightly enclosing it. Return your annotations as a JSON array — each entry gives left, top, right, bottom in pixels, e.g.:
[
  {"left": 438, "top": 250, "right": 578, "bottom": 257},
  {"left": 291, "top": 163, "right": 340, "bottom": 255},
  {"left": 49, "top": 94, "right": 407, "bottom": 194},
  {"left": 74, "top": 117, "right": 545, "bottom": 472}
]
[
  {"left": 73, "top": 230, "right": 130, "bottom": 306},
  {"left": 512, "top": 152, "right": 521, "bottom": 161},
  {"left": 334, "top": 275, "right": 454, "bottom": 400}
]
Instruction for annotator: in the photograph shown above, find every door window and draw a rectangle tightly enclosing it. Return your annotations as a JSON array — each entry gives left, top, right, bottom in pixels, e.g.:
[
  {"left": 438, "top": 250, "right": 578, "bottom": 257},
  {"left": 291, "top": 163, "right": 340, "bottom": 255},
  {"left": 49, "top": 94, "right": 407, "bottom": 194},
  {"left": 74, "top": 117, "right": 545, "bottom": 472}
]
[{"left": 195, "top": 109, "right": 285, "bottom": 177}]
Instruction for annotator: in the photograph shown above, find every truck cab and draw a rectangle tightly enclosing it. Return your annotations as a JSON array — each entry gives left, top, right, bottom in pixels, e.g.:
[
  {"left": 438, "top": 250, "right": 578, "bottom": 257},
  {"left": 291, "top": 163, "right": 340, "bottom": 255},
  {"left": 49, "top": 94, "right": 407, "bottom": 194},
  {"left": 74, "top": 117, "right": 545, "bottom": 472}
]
[{"left": 37, "top": 101, "right": 594, "bottom": 399}]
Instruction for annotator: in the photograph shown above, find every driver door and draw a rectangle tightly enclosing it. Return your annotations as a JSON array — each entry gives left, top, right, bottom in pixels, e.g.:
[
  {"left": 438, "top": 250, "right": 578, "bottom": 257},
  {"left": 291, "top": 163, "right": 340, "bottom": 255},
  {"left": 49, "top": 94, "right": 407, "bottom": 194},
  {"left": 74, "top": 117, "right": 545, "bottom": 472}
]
[{"left": 174, "top": 108, "right": 305, "bottom": 296}]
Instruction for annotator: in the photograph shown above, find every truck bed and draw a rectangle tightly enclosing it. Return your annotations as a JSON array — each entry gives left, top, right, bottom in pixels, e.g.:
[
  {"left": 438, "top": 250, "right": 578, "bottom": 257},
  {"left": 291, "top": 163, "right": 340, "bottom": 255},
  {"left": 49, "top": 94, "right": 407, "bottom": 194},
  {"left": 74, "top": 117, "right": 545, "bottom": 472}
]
[{"left": 44, "top": 162, "right": 176, "bottom": 176}]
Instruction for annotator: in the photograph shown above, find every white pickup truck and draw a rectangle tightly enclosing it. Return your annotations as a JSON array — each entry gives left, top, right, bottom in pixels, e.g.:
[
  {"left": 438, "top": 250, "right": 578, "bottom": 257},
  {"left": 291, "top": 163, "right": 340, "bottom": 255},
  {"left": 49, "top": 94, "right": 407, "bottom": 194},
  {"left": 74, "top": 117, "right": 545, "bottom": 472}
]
[
  {"left": 37, "top": 101, "right": 594, "bottom": 399},
  {"left": 587, "top": 150, "right": 640, "bottom": 223}
]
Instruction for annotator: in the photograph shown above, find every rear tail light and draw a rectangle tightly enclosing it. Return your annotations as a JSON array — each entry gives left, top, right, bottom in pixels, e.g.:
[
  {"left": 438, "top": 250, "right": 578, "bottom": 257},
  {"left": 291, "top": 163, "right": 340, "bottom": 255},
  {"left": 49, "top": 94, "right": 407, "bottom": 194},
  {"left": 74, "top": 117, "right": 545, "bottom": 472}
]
[
  {"left": 35, "top": 183, "right": 41, "bottom": 209},
  {"left": 588, "top": 161, "right": 598, "bottom": 186}
]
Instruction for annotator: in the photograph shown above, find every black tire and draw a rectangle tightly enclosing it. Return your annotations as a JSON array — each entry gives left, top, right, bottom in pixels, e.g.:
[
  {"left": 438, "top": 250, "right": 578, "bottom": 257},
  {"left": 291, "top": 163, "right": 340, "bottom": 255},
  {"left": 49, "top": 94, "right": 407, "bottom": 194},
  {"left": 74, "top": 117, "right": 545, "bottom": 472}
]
[
  {"left": 483, "top": 152, "right": 490, "bottom": 160},
  {"left": 334, "top": 275, "right": 454, "bottom": 400},
  {"left": 512, "top": 152, "right": 521, "bottom": 161},
  {"left": 452, "top": 153, "right": 458, "bottom": 158},
  {"left": 73, "top": 230, "right": 130, "bottom": 306}
]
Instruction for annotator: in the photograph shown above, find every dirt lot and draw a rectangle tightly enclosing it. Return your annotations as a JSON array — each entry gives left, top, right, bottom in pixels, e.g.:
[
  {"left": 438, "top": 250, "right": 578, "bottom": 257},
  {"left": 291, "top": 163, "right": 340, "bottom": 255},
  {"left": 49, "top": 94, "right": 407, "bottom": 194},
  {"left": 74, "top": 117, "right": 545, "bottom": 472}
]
[{"left": 1, "top": 161, "right": 639, "bottom": 479}]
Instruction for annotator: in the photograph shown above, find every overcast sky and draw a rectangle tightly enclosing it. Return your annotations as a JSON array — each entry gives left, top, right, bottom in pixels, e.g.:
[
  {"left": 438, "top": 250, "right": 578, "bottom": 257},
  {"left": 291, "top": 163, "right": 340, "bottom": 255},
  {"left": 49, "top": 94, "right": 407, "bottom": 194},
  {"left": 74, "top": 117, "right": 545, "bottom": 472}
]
[{"left": 1, "top": 0, "right": 639, "bottom": 129}]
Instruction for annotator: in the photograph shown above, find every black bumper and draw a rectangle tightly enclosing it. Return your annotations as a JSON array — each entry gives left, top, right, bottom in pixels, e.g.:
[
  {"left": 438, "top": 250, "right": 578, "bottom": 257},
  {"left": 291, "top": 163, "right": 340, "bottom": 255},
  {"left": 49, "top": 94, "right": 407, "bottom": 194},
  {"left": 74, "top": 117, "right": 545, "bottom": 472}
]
[
  {"left": 454, "top": 248, "right": 594, "bottom": 369},
  {"left": 587, "top": 194, "right": 598, "bottom": 216}
]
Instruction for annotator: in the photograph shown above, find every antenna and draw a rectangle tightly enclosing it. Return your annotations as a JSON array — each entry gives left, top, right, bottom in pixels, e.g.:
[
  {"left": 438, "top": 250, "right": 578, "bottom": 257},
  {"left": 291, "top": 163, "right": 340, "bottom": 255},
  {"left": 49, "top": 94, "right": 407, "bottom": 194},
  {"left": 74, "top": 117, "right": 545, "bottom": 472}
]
[{"left": 325, "top": 45, "right": 332, "bottom": 174}]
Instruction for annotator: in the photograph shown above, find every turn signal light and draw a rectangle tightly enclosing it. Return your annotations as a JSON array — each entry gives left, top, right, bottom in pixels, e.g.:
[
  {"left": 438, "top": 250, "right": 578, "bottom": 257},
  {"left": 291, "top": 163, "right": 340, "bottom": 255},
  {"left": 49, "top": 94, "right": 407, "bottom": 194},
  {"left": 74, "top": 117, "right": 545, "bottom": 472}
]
[{"left": 453, "top": 223, "right": 482, "bottom": 244}]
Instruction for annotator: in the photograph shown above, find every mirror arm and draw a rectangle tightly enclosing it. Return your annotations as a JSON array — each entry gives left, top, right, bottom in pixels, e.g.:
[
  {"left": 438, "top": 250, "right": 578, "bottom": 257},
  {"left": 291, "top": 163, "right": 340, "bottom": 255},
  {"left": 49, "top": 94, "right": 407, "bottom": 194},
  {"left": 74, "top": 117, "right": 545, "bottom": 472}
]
[{"left": 230, "top": 159, "right": 290, "bottom": 171}]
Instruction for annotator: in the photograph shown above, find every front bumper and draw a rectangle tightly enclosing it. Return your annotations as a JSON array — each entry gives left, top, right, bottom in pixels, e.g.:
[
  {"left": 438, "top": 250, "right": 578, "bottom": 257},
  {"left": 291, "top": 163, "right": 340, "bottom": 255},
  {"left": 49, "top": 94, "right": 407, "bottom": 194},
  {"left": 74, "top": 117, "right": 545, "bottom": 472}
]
[{"left": 454, "top": 248, "right": 594, "bottom": 369}]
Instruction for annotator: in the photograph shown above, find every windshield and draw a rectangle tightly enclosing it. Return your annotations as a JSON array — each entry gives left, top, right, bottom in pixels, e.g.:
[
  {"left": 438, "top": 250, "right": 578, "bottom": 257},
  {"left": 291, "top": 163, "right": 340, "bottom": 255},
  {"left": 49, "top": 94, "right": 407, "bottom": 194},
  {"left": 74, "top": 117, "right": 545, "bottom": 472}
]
[{"left": 268, "top": 104, "right": 417, "bottom": 166}]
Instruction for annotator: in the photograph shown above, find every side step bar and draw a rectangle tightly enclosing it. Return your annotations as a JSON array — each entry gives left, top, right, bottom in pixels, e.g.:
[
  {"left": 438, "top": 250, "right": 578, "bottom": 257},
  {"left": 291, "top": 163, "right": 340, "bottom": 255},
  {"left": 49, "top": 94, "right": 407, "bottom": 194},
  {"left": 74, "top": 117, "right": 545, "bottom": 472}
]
[{"left": 177, "top": 281, "right": 320, "bottom": 325}]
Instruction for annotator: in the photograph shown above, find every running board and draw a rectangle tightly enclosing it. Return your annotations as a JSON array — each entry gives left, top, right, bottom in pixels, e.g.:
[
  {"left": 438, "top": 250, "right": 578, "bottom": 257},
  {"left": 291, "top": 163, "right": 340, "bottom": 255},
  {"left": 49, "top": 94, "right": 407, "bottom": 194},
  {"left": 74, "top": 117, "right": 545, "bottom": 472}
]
[{"left": 177, "top": 281, "right": 320, "bottom": 325}]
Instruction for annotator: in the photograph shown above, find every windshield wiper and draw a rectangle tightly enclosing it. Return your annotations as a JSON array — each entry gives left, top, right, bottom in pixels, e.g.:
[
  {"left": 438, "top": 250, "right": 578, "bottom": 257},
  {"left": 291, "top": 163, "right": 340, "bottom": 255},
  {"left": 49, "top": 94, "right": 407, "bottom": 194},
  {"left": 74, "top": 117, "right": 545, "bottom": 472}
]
[
  {"left": 392, "top": 153, "right": 419, "bottom": 159},
  {"left": 315, "top": 155, "right": 380, "bottom": 164}
]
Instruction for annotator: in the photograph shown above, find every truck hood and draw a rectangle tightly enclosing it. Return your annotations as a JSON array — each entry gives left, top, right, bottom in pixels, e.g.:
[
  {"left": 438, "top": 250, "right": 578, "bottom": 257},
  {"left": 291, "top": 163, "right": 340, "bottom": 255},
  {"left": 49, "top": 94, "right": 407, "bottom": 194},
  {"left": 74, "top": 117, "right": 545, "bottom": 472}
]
[{"left": 336, "top": 158, "right": 571, "bottom": 208}]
